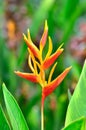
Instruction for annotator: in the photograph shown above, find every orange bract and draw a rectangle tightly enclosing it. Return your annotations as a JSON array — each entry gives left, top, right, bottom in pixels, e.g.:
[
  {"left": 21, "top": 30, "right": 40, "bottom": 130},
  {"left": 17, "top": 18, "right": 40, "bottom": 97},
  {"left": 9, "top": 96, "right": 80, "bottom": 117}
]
[
  {"left": 14, "top": 71, "right": 39, "bottom": 83},
  {"left": 42, "top": 48, "right": 64, "bottom": 69},
  {"left": 15, "top": 20, "right": 71, "bottom": 104},
  {"left": 43, "top": 67, "right": 71, "bottom": 100}
]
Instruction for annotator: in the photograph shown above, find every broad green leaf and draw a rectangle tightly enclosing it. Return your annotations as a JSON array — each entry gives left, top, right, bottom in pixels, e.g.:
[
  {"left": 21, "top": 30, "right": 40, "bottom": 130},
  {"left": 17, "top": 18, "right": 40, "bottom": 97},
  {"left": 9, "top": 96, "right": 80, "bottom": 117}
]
[
  {"left": 2, "top": 83, "right": 29, "bottom": 130},
  {"left": 0, "top": 105, "right": 11, "bottom": 130},
  {"left": 63, "top": 117, "right": 86, "bottom": 130},
  {"left": 65, "top": 60, "right": 86, "bottom": 126}
]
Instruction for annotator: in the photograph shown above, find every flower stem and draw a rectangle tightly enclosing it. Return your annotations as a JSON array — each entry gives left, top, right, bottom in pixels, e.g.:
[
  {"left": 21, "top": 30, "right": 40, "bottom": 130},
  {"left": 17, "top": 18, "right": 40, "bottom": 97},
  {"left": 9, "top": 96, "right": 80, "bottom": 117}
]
[
  {"left": 41, "top": 92, "right": 44, "bottom": 130},
  {"left": 41, "top": 103, "right": 44, "bottom": 130}
]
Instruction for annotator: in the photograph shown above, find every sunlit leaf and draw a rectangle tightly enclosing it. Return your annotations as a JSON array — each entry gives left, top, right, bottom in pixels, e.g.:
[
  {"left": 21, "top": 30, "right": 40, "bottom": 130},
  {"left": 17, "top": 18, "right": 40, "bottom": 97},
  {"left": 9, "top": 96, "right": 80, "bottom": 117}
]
[
  {"left": 2, "top": 83, "right": 29, "bottom": 130},
  {"left": 65, "top": 60, "right": 86, "bottom": 126},
  {"left": 63, "top": 117, "right": 86, "bottom": 130},
  {"left": 0, "top": 105, "right": 11, "bottom": 130}
]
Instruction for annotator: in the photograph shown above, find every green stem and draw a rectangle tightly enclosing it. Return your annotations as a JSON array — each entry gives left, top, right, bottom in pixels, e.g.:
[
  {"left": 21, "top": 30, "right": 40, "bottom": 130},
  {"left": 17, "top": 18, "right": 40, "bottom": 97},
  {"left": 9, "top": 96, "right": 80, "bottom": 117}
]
[
  {"left": 41, "top": 92, "right": 44, "bottom": 130},
  {"left": 41, "top": 103, "right": 44, "bottom": 130}
]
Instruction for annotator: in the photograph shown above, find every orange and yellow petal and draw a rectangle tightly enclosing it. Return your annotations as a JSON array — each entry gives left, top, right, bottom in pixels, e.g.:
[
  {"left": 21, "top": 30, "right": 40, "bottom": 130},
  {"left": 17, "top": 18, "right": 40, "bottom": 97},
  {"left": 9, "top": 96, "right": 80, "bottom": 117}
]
[
  {"left": 28, "top": 49, "right": 38, "bottom": 74},
  {"left": 48, "top": 62, "right": 57, "bottom": 83},
  {"left": 40, "top": 20, "right": 48, "bottom": 52},
  {"left": 42, "top": 66, "right": 71, "bottom": 99},
  {"left": 43, "top": 48, "right": 64, "bottom": 70},
  {"left": 45, "top": 36, "right": 53, "bottom": 59},
  {"left": 23, "top": 33, "right": 40, "bottom": 59},
  {"left": 14, "top": 71, "right": 39, "bottom": 83}
]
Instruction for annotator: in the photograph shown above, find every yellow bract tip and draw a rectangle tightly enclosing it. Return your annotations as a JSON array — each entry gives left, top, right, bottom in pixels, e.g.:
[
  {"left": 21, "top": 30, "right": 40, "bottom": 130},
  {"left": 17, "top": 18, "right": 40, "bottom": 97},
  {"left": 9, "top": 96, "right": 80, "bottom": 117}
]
[
  {"left": 58, "top": 43, "right": 64, "bottom": 49},
  {"left": 48, "top": 36, "right": 51, "bottom": 41},
  {"left": 23, "top": 33, "right": 27, "bottom": 40},
  {"left": 67, "top": 66, "right": 72, "bottom": 70},
  {"left": 45, "top": 20, "right": 48, "bottom": 30},
  {"left": 27, "top": 29, "right": 30, "bottom": 37},
  {"left": 60, "top": 48, "right": 64, "bottom": 51},
  {"left": 23, "top": 33, "right": 25, "bottom": 37},
  {"left": 27, "top": 28, "right": 30, "bottom": 33},
  {"left": 27, "top": 29, "right": 31, "bottom": 41}
]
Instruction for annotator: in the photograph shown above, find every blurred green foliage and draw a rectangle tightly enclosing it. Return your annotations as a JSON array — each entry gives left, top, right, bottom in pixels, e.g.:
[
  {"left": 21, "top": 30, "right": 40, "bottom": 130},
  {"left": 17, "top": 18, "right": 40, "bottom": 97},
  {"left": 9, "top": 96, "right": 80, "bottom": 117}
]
[{"left": 0, "top": 0, "right": 86, "bottom": 130}]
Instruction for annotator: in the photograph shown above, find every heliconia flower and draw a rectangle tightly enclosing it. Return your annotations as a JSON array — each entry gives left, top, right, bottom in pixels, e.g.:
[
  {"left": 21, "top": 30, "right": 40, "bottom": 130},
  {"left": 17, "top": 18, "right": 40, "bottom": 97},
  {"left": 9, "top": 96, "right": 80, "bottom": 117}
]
[
  {"left": 15, "top": 19, "right": 71, "bottom": 101},
  {"left": 15, "top": 20, "right": 71, "bottom": 130}
]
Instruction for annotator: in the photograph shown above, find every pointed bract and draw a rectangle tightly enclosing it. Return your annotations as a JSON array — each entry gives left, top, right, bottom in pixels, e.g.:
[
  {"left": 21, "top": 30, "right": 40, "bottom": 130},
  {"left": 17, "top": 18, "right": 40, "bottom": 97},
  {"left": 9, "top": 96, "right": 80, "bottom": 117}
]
[
  {"left": 48, "top": 62, "right": 57, "bottom": 83},
  {"left": 23, "top": 33, "right": 40, "bottom": 60},
  {"left": 43, "top": 48, "right": 64, "bottom": 69},
  {"left": 42, "top": 67, "right": 71, "bottom": 99},
  {"left": 40, "top": 20, "right": 48, "bottom": 51},
  {"left": 45, "top": 36, "right": 53, "bottom": 59},
  {"left": 14, "top": 71, "right": 39, "bottom": 83}
]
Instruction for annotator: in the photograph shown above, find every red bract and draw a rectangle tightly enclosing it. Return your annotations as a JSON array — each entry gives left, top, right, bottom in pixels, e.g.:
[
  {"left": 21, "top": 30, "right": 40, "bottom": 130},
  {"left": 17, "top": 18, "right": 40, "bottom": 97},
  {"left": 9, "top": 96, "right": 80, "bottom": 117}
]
[
  {"left": 42, "top": 48, "right": 64, "bottom": 69},
  {"left": 42, "top": 67, "right": 71, "bottom": 100},
  {"left": 23, "top": 31, "right": 40, "bottom": 60},
  {"left": 14, "top": 71, "right": 39, "bottom": 83},
  {"left": 40, "top": 20, "right": 48, "bottom": 52}
]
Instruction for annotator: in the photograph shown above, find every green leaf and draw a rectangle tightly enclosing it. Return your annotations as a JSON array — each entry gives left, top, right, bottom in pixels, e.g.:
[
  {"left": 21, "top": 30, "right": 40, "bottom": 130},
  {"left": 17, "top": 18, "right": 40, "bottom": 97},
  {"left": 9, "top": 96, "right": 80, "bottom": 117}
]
[
  {"left": 64, "top": 0, "right": 80, "bottom": 21},
  {"left": 68, "top": 89, "right": 72, "bottom": 101},
  {"left": 65, "top": 60, "right": 86, "bottom": 126},
  {"left": 65, "top": 55, "right": 81, "bottom": 79},
  {"left": 63, "top": 117, "right": 86, "bottom": 130},
  {"left": 0, "top": 105, "right": 11, "bottom": 130},
  {"left": 2, "top": 83, "right": 29, "bottom": 130},
  {"left": 30, "top": 0, "right": 55, "bottom": 38},
  {"left": 61, "top": 0, "right": 86, "bottom": 43}
]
